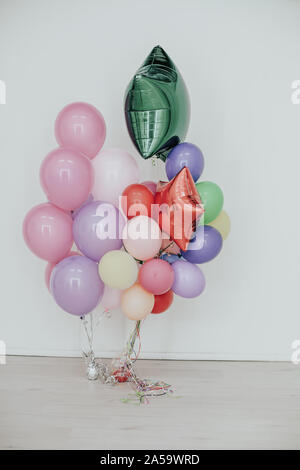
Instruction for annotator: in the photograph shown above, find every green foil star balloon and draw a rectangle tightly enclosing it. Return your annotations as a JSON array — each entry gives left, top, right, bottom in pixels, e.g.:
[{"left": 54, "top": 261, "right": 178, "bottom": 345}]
[{"left": 124, "top": 46, "right": 190, "bottom": 161}]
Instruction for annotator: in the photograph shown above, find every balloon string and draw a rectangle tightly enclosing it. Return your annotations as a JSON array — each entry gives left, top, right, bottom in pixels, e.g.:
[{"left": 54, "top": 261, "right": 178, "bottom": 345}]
[
  {"left": 81, "top": 314, "right": 94, "bottom": 358},
  {"left": 112, "top": 320, "right": 173, "bottom": 404},
  {"left": 80, "top": 311, "right": 115, "bottom": 383},
  {"left": 158, "top": 240, "right": 175, "bottom": 256},
  {"left": 80, "top": 314, "right": 173, "bottom": 403},
  {"left": 128, "top": 320, "right": 141, "bottom": 360}
]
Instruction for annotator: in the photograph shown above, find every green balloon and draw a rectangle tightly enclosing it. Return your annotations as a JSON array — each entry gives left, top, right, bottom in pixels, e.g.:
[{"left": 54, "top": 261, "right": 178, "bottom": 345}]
[
  {"left": 196, "top": 182, "right": 224, "bottom": 224},
  {"left": 124, "top": 45, "right": 190, "bottom": 161}
]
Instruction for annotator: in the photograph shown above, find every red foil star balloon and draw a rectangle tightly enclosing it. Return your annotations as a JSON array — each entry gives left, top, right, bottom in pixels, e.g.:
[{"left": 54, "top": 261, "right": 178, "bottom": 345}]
[{"left": 154, "top": 167, "right": 204, "bottom": 251}]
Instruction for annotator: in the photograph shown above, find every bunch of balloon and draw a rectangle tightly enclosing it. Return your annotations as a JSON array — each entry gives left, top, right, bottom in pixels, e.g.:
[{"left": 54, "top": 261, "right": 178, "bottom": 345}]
[
  {"left": 23, "top": 102, "right": 109, "bottom": 379},
  {"left": 23, "top": 46, "right": 230, "bottom": 403},
  {"left": 121, "top": 46, "right": 230, "bottom": 402}
]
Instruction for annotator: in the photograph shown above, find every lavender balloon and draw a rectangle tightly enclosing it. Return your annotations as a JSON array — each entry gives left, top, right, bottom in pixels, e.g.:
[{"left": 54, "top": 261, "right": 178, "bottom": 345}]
[
  {"left": 50, "top": 255, "right": 104, "bottom": 316},
  {"left": 172, "top": 260, "right": 205, "bottom": 298},
  {"left": 166, "top": 142, "right": 204, "bottom": 182},
  {"left": 73, "top": 201, "right": 125, "bottom": 261},
  {"left": 181, "top": 225, "right": 223, "bottom": 264}
]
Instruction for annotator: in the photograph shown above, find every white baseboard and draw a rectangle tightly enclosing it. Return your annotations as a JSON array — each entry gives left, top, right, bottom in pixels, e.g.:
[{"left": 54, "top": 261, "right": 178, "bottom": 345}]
[{"left": 6, "top": 347, "right": 292, "bottom": 362}]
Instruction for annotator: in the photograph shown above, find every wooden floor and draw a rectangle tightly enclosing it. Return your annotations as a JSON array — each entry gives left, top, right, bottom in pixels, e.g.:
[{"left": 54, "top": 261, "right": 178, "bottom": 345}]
[{"left": 0, "top": 357, "right": 300, "bottom": 450}]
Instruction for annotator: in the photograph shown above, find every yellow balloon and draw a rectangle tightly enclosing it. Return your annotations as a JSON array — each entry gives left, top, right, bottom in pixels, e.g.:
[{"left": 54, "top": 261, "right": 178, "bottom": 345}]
[
  {"left": 208, "top": 210, "right": 231, "bottom": 240},
  {"left": 98, "top": 250, "right": 138, "bottom": 289},
  {"left": 121, "top": 283, "right": 154, "bottom": 321}
]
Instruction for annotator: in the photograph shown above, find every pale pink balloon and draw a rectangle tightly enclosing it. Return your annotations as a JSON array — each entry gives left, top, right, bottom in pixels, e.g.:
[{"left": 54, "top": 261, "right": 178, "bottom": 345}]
[
  {"left": 161, "top": 233, "right": 181, "bottom": 255},
  {"left": 138, "top": 259, "right": 174, "bottom": 295},
  {"left": 55, "top": 102, "right": 106, "bottom": 159},
  {"left": 40, "top": 148, "right": 94, "bottom": 211},
  {"left": 45, "top": 251, "right": 80, "bottom": 290},
  {"left": 121, "top": 283, "right": 154, "bottom": 321},
  {"left": 92, "top": 148, "right": 139, "bottom": 207},
  {"left": 45, "top": 262, "right": 55, "bottom": 291},
  {"left": 100, "top": 286, "right": 122, "bottom": 311},
  {"left": 122, "top": 215, "right": 162, "bottom": 261},
  {"left": 142, "top": 181, "right": 156, "bottom": 195},
  {"left": 23, "top": 203, "right": 73, "bottom": 262}
]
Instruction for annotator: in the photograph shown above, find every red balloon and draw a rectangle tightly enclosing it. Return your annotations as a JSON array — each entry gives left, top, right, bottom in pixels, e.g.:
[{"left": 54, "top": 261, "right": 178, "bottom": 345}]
[
  {"left": 155, "top": 167, "right": 204, "bottom": 251},
  {"left": 152, "top": 290, "right": 174, "bottom": 314},
  {"left": 113, "top": 368, "right": 130, "bottom": 383},
  {"left": 122, "top": 184, "right": 154, "bottom": 219}
]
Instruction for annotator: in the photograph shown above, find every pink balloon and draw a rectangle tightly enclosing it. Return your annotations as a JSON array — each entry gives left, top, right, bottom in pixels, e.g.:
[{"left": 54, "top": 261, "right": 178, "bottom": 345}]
[
  {"left": 45, "top": 251, "right": 80, "bottom": 290},
  {"left": 40, "top": 148, "right": 94, "bottom": 211},
  {"left": 142, "top": 181, "right": 156, "bottom": 195},
  {"left": 93, "top": 148, "right": 139, "bottom": 207},
  {"left": 55, "top": 102, "right": 106, "bottom": 159},
  {"left": 139, "top": 259, "right": 174, "bottom": 295},
  {"left": 23, "top": 203, "right": 73, "bottom": 262},
  {"left": 122, "top": 215, "right": 162, "bottom": 261},
  {"left": 101, "top": 286, "right": 122, "bottom": 311}
]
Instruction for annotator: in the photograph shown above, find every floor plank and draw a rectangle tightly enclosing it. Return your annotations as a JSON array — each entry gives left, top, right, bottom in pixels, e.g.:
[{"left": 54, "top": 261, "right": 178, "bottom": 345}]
[{"left": 0, "top": 357, "right": 299, "bottom": 449}]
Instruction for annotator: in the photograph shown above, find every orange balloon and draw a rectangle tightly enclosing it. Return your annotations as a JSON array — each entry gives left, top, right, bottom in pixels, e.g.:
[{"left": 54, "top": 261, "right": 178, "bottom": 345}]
[
  {"left": 122, "top": 184, "right": 154, "bottom": 219},
  {"left": 152, "top": 290, "right": 174, "bottom": 314},
  {"left": 121, "top": 283, "right": 154, "bottom": 320}
]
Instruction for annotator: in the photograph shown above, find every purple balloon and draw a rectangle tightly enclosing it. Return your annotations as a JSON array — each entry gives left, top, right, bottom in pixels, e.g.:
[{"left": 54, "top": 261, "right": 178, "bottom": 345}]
[
  {"left": 160, "top": 253, "right": 181, "bottom": 264},
  {"left": 50, "top": 255, "right": 104, "bottom": 316},
  {"left": 71, "top": 193, "right": 94, "bottom": 220},
  {"left": 166, "top": 142, "right": 204, "bottom": 182},
  {"left": 73, "top": 201, "right": 125, "bottom": 261},
  {"left": 181, "top": 225, "right": 223, "bottom": 264},
  {"left": 172, "top": 260, "right": 205, "bottom": 298}
]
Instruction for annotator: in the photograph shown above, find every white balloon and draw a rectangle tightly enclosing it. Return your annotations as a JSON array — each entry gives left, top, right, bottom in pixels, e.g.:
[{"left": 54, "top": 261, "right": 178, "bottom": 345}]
[{"left": 93, "top": 148, "right": 139, "bottom": 207}]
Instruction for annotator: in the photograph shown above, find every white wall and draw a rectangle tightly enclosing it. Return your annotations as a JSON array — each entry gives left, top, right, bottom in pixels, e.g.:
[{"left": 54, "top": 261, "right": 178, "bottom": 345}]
[{"left": 0, "top": 0, "right": 299, "bottom": 361}]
